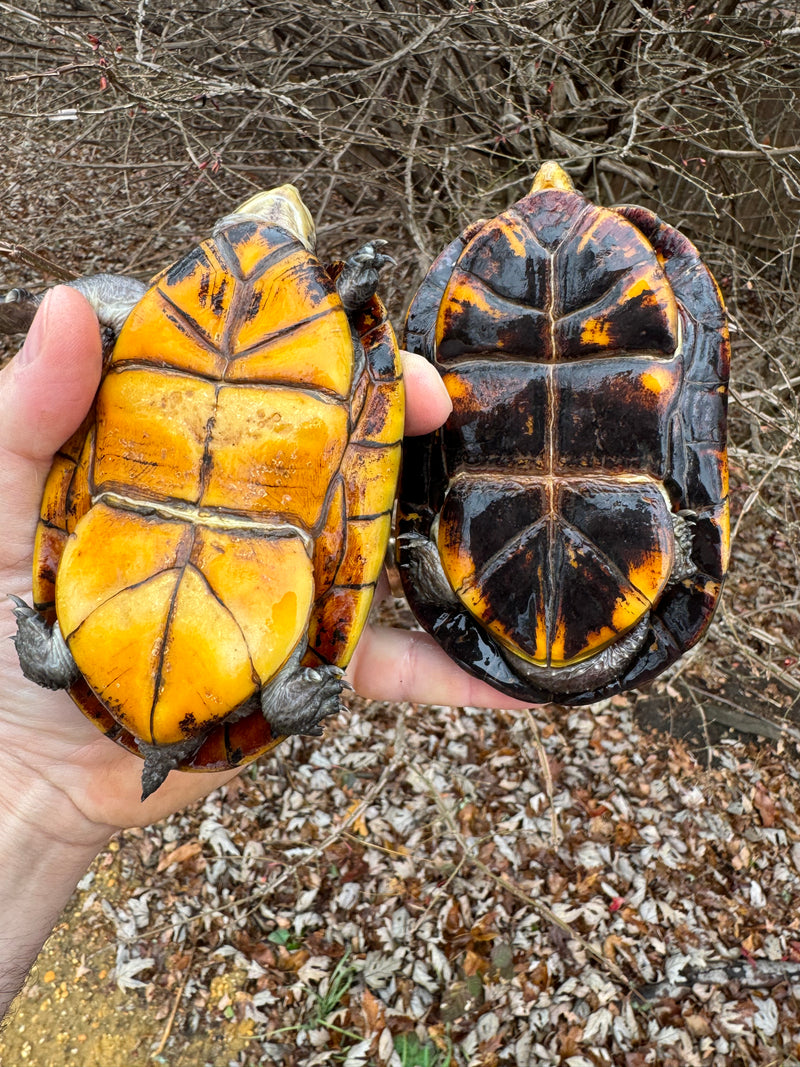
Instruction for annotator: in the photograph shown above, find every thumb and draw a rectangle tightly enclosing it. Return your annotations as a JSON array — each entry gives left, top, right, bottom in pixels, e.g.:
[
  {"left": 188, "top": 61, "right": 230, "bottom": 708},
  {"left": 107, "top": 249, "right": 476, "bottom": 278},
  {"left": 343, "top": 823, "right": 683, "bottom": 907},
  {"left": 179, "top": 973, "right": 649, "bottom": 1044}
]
[{"left": 0, "top": 286, "right": 102, "bottom": 578}]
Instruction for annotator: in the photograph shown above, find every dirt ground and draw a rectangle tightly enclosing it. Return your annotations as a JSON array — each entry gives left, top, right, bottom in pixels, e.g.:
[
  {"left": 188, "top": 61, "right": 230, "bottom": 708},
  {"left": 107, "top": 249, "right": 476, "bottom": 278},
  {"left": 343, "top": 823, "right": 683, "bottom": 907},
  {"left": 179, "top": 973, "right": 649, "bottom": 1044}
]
[{"left": 1, "top": 845, "right": 254, "bottom": 1066}]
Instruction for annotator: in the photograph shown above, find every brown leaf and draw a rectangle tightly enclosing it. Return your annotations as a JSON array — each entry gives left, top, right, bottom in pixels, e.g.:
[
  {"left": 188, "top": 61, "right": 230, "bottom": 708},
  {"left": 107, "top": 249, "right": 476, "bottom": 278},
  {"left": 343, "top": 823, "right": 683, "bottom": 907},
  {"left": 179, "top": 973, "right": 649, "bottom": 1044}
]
[
  {"left": 741, "top": 932, "right": 759, "bottom": 955},
  {"left": 427, "top": 1023, "right": 451, "bottom": 1051},
  {"left": 156, "top": 841, "right": 202, "bottom": 872},
  {"left": 614, "top": 820, "right": 638, "bottom": 847},
  {"left": 557, "top": 1024, "right": 584, "bottom": 1058},
  {"left": 684, "top": 1012, "right": 711, "bottom": 1037},
  {"left": 344, "top": 800, "right": 368, "bottom": 836},
  {"left": 444, "top": 900, "right": 464, "bottom": 937},
  {"left": 457, "top": 802, "right": 477, "bottom": 833},
  {"left": 169, "top": 950, "right": 195, "bottom": 972},
  {"left": 528, "top": 960, "right": 550, "bottom": 991},
  {"left": 753, "top": 783, "right": 778, "bottom": 828},
  {"left": 470, "top": 911, "right": 498, "bottom": 943},
  {"left": 276, "top": 947, "right": 311, "bottom": 972},
  {"left": 603, "top": 933, "right": 627, "bottom": 962},
  {"left": 463, "top": 948, "right": 489, "bottom": 977},
  {"left": 250, "top": 944, "right": 277, "bottom": 969},
  {"left": 361, "top": 987, "right": 386, "bottom": 1032}
]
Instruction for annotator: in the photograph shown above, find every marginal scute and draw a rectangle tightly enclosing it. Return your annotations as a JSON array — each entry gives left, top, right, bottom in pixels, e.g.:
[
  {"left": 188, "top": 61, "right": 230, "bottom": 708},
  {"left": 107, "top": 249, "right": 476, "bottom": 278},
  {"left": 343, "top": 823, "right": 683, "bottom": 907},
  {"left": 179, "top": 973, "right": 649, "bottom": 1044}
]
[{"left": 32, "top": 522, "right": 66, "bottom": 611}]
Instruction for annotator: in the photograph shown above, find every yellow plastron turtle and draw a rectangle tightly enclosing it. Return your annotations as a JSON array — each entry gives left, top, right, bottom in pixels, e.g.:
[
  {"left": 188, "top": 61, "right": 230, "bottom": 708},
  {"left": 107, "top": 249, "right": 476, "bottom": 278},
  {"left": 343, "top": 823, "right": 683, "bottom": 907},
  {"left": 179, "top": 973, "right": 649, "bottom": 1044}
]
[
  {"left": 6, "top": 187, "right": 404, "bottom": 797},
  {"left": 397, "top": 162, "right": 729, "bottom": 704}
]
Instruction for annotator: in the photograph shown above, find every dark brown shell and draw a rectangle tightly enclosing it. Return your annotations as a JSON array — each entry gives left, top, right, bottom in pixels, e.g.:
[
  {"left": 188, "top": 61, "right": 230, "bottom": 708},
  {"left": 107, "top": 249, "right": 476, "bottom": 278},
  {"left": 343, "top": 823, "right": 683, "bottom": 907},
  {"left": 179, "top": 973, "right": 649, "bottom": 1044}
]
[{"left": 396, "top": 163, "right": 729, "bottom": 705}]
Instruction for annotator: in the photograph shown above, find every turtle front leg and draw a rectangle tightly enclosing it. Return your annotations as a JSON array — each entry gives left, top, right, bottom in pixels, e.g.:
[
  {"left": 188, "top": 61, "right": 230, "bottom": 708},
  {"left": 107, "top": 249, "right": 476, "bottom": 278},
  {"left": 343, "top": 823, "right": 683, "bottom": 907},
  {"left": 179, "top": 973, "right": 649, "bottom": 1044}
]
[
  {"left": 260, "top": 643, "right": 350, "bottom": 737},
  {"left": 336, "top": 241, "right": 396, "bottom": 310},
  {"left": 2, "top": 274, "right": 147, "bottom": 337},
  {"left": 9, "top": 596, "right": 79, "bottom": 690},
  {"left": 63, "top": 274, "right": 148, "bottom": 334}
]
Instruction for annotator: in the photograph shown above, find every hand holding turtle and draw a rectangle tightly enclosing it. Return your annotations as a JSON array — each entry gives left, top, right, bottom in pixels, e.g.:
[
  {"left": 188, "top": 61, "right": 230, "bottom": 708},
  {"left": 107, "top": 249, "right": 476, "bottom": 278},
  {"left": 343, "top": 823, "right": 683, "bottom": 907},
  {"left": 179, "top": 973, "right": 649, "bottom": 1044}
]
[
  {"left": 0, "top": 284, "right": 525, "bottom": 1015},
  {"left": 0, "top": 284, "right": 524, "bottom": 827}
]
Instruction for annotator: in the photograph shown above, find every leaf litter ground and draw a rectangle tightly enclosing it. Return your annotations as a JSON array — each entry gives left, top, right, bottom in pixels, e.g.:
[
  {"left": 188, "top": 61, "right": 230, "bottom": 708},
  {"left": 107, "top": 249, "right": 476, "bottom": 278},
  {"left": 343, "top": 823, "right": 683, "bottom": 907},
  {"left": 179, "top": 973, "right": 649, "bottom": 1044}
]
[{"left": 3, "top": 614, "right": 800, "bottom": 1066}]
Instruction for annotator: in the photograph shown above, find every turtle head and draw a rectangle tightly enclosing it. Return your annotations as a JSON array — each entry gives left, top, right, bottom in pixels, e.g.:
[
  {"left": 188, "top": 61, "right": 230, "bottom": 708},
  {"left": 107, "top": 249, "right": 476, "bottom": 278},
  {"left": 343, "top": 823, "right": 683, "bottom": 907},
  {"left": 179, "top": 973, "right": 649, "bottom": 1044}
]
[
  {"left": 529, "top": 161, "right": 575, "bottom": 194},
  {"left": 215, "top": 184, "right": 316, "bottom": 251}
]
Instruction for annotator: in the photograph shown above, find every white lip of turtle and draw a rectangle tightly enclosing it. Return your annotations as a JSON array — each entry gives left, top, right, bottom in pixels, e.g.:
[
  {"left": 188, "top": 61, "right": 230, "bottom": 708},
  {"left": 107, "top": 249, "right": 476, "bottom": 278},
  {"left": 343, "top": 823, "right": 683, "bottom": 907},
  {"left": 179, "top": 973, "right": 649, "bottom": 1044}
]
[{"left": 213, "top": 184, "right": 316, "bottom": 252}]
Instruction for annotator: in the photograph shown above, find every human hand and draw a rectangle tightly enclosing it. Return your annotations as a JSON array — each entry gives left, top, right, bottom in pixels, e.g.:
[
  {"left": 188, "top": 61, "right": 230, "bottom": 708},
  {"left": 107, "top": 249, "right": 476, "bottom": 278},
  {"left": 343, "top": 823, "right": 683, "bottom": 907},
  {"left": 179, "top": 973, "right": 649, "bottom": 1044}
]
[
  {"left": 0, "top": 282, "right": 532, "bottom": 1012},
  {"left": 0, "top": 285, "right": 523, "bottom": 842}
]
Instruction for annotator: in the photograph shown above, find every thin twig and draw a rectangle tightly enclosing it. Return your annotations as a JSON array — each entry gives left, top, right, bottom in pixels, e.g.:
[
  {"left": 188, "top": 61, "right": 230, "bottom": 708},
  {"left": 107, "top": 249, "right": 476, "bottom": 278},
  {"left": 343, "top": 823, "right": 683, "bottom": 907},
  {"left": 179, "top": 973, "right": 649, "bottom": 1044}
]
[
  {"left": 524, "top": 709, "right": 562, "bottom": 845},
  {"left": 151, "top": 946, "right": 196, "bottom": 1058}
]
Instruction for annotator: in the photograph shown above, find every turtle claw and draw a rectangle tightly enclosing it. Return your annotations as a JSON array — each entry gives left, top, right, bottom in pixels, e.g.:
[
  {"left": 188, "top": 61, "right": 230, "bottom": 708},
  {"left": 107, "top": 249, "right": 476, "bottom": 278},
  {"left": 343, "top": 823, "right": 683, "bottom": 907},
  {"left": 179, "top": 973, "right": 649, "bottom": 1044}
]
[
  {"left": 337, "top": 241, "right": 395, "bottom": 309},
  {"left": 260, "top": 647, "right": 346, "bottom": 737}
]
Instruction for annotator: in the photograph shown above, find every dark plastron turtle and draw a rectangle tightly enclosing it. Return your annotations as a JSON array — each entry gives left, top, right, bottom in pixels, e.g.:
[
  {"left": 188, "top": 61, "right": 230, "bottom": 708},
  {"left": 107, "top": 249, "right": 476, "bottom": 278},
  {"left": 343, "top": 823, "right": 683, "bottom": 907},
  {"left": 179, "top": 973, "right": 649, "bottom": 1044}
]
[
  {"left": 396, "top": 162, "right": 729, "bottom": 705},
  {"left": 3, "top": 186, "right": 404, "bottom": 797}
]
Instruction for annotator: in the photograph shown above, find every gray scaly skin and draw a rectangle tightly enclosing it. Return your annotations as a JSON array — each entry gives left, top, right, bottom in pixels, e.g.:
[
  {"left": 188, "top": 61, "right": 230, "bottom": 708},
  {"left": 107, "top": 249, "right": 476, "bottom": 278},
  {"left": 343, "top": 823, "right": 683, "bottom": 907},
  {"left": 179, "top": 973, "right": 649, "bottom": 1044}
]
[
  {"left": 336, "top": 241, "right": 395, "bottom": 309},
  {"left": 9, "top": 596, "right": 79, "bottom": 690}
]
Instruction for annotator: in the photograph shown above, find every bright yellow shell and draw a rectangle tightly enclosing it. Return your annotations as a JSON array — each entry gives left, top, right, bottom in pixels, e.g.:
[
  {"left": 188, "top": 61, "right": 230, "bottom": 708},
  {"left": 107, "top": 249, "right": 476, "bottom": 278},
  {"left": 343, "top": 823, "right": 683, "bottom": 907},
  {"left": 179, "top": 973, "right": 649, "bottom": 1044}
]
[{"left": 32, "top": 214, "right": 404, "bottom": 770}]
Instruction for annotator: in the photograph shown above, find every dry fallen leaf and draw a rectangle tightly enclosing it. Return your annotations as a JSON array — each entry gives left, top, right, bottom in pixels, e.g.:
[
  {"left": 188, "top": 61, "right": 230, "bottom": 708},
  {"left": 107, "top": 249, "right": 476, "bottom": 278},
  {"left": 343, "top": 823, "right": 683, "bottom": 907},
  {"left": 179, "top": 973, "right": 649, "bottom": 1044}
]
[
  {"left": 752, "top": 783, "right": 778, "bottom": 828},
  {"left": 360, "top": 987, "right": 386, "bottom": 1033},
  {"left": 156, "top": 841, "right": 203, "bottom": 872}
]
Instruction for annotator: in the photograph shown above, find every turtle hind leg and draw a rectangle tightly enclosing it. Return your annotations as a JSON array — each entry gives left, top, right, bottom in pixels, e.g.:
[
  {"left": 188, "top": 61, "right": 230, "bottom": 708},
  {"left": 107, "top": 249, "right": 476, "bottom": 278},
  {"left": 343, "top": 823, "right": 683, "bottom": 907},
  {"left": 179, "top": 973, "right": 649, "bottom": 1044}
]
[
  {"left": 260, "top": 643, "right": 350, "bottom": 738},
  {"left": 10, "top": 596, "right": 79, "bottom": 690},
  {"left": 336, "top": 241, "right": 396, "bottom": 310},
  {"left": 670, "top": 511, "right": 696, "bottom": 583}
]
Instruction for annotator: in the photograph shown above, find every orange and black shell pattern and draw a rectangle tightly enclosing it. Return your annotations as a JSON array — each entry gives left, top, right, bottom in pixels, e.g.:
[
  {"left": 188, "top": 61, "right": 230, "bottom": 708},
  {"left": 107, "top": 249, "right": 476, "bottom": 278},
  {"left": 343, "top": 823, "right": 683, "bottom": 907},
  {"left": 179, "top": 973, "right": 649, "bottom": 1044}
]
[
  {"left": 31, "top": 213, "right": 404, "bottom": 771},
  {"left": 396, "top": 163, "right": 729, "bottom": 705}
]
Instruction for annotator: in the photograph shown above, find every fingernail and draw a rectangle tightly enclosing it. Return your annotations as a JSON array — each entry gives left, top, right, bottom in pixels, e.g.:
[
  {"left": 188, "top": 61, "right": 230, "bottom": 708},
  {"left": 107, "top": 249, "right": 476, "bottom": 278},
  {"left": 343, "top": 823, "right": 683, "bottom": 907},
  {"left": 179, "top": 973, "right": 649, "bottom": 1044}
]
[{"left": 16, "top": 289, "right": 53, "bottom": 368}]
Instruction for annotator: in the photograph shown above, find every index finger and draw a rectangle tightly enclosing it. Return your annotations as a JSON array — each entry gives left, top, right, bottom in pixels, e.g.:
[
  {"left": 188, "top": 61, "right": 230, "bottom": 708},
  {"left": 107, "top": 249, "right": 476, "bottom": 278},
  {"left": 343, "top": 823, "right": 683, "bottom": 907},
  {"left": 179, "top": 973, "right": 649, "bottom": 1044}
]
[
  {"left": 347, "top": 623, "right": 533, "bottom": 710},
  {"left": 400, "top": 349, "right": 451, "bottom": 436}
]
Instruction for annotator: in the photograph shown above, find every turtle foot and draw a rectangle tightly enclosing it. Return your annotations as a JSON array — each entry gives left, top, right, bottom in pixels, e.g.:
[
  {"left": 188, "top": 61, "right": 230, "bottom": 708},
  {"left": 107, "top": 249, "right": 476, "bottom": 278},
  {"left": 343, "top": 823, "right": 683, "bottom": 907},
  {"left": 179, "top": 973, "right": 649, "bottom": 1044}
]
[
  {"left": 671, "top": 511, "right": 697, "bottom": 583},
  {"left": 336, "top": 240, "right": 395, "bottom": 310},
  {"left": 10, "top": 596, "right": 79, "bottom": 690},
  {"left": 260, "top": 647, "right": 349, "bottom": 737},
  {"left": 0, "top": 289, "right": 41, "bottom": 335},
  {"left": 66, "top": 274, "right": 148, "bottom": 334},
  {"left": 396, "top": 530, "right": 460, "bottom": 609}
]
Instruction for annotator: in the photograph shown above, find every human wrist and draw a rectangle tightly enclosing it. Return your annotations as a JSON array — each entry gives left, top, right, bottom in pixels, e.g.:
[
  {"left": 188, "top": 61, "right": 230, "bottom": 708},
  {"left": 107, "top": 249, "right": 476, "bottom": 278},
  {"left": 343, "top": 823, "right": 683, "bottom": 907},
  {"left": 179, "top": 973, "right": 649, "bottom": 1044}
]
[
  {"left": 0, "top": 775, "right": 111, "bottom": 855},
  {"left": 0, "top": 771, "right": 110, "bottom": 1016}
]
